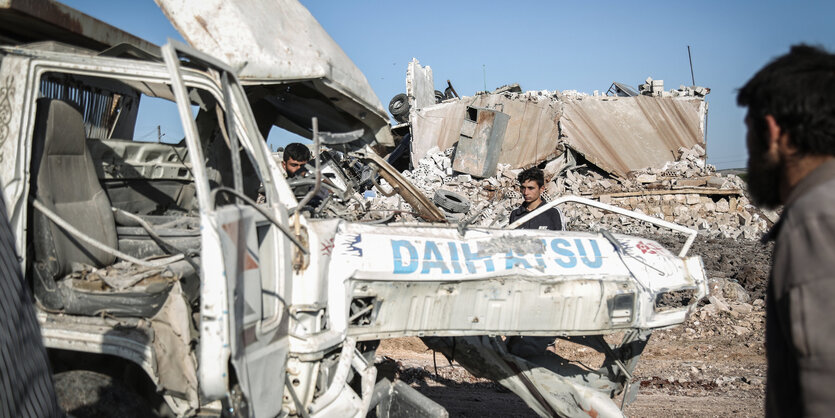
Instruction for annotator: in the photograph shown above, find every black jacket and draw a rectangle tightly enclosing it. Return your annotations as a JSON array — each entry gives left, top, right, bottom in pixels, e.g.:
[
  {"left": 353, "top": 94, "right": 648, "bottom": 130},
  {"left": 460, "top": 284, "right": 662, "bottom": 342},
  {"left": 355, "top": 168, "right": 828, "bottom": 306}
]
[{"left": 509, "top": 204, "right": 563, "bottom": 231}]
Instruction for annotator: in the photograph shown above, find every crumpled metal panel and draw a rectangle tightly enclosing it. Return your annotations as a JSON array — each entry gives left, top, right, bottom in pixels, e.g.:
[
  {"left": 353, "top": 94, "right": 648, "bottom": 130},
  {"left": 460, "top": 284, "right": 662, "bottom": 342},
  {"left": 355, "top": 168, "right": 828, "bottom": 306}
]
[
  {"left": 410, "top": 93, "right": 563, "bottom": 169},
  {"left": 333, "top": 223, "right": 706, "bottom": 336},
  {"left": 452, "top": 107, "right": 510, "bottom": 178},
  {"left": 560, "top": 95, "right": 707, "bottom": 178},
  {"left": 155, "top": 0, "right": 393, "bottom": 147}
]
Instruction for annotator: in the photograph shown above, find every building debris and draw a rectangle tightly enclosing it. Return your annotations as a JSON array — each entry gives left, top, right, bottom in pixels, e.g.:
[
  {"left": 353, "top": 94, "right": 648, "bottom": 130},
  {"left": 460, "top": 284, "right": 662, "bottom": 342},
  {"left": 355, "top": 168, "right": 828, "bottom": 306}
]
[
  {"left": 362, "top": 144, "right": 768, "bottom": 240},
  {"left": 400, "top": 59, "right": 709, "bottom": 179},
  {"left": 362, "top": 59, "right": 767, "bottom": 240},
  {"left": 451, "top": 106, "right": 510, "bottom": 178},
  {"left": 559, "top": 87, "right": 708, "bottom": 178}
]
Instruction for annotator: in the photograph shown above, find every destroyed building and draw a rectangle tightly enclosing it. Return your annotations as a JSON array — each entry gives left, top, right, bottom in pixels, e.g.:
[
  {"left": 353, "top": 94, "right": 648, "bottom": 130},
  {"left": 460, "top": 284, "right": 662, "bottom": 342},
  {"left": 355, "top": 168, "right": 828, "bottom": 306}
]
[{"left": 363, "top": 59, "right": 770, "bottom": 240}]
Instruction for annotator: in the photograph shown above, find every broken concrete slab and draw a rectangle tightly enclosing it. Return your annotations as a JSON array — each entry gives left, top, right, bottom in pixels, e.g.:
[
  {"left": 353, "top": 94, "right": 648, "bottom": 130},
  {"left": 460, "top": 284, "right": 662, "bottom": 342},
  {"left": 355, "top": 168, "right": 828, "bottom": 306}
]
[
  {"left": 560, "top": 94, "right": 707, "bottom": 178},
  {"left": 407, "top": 58, "right": 436, "bottom": 112}
]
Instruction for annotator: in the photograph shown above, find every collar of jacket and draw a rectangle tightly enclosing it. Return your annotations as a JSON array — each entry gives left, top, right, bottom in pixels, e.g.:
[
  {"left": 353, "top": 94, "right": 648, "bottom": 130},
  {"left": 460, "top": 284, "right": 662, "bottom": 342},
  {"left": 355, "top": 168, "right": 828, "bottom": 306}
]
[{"left": 764, "top": 158, "right": 835, "bottom": 242}]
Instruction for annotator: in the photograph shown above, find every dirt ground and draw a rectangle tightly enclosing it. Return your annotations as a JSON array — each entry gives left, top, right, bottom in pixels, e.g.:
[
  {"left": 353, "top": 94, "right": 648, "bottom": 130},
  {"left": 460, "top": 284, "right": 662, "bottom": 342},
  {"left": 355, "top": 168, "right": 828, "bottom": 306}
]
[{"left": 376, "top": 234, "right": 773, "bottom": 417}]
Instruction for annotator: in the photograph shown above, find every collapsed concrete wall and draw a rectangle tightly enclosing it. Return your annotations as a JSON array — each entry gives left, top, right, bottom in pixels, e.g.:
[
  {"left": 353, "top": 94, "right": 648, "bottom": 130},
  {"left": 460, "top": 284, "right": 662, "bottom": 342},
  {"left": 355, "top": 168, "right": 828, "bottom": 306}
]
[
  {"left": 404, "top": 59, "right": 709, "bottom": 179},
  {"left": 362, "top": 61, "right": 763, "bottom": 239},
  {"left": 559, "top": 91, "right": 708, "bottom": 178},
  {"left": 554, "top": 146, "right": 771, "bottom": 240},
  {"left": 409, "top": 91, "right": 563, "bottom": 172}
]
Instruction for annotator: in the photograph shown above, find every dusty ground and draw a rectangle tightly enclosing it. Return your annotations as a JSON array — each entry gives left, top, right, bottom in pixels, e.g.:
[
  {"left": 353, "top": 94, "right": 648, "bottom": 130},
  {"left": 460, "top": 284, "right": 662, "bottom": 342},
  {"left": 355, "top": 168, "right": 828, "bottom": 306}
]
[{"left": 376, "top": 234, "right": 772, "bottom": 417}]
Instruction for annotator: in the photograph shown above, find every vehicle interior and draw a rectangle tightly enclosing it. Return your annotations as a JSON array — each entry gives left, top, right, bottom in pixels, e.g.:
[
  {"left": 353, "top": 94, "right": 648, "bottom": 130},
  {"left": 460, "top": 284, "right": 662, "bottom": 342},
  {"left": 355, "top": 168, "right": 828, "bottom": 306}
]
[{"left": 28, "top": 69, "right": 262, "bottom": 317}]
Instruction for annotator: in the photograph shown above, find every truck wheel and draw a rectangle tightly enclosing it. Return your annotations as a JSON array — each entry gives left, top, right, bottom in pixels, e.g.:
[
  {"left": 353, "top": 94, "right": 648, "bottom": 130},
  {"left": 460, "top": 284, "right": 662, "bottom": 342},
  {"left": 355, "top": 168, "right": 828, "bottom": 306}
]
[
  {"left": 444, "top": 86, "right": 456, "bottom": 100},
  {"left": 433, "top": 189, "right": 470, "bottom": 213},
  {"left": 388, "top": 93, "right": 410, "bottom": 123},
  {"left": 54, "top": 370, "right": 157, "bottom": 418},
  {"left": 434, "top": 90, "right": 445, "bottom": 103}
]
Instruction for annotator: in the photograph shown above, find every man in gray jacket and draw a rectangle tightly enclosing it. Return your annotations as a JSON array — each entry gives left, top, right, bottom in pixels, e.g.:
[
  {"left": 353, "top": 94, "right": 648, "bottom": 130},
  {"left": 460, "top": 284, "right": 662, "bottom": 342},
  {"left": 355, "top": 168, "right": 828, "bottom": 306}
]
[{"left": 738, "top": 44, "right": 835, "bottom": 417}]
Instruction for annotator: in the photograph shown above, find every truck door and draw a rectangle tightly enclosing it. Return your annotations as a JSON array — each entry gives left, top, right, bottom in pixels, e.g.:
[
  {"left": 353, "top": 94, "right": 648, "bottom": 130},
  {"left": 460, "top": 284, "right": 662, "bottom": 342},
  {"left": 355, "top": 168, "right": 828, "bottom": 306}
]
[{"left": 162, "top": 42, "right": 293, "bottom": 417}]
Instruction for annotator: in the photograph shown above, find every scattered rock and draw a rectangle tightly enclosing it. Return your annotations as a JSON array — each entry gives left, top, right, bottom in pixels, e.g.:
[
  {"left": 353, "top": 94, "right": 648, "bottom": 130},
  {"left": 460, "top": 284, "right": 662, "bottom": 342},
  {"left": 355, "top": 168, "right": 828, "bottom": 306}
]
[
  {"left": 732, "top": 303, "right": 754, "bottom": 315},
  {"left": 708, "top": 295, "right": 730, "bottom": 312}
]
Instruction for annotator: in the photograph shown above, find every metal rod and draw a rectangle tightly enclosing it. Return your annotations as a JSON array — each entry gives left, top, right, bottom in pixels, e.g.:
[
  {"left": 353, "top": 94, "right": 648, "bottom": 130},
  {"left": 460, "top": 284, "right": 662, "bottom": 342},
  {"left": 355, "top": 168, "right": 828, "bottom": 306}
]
[
  {"left": 161, "top": 42, "right": 212, "bottom": 214},
  {"left": 32, "top": 199, "right": 184, "bottom": 268},
  {"left": 209, "top": 187, "right": 308, "bottom": 255},
  {"left": 446, "top": 79, "right": 459, "bottom": 98},
  {"left": 506, "top": 195, "right": 698, "bottom": 257},
  {"left": 221, "top": 72, "right": 244, "bottom": 203},
  {"left": 687, "top": 45, "right": 696, "bottom": 86},
  {"left": 347, "top": 304, "right": 374, "bottom": 323},
  {"left": 296, "top": 117, "right": 322, "bottom": 211}
]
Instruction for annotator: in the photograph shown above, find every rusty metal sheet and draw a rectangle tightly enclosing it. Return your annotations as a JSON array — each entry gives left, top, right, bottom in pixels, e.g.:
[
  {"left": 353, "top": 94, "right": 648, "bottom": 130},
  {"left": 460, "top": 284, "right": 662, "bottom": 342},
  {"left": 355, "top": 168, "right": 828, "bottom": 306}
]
[
  {"left": 356, "top": 148, "right": 446, "bottom": 223},
  {"left": 560, "top": 95, "right": 706, "bottom": 178},
  {"left": 452, "top": 107, "right": 509, "bottom": 178},
  {"left": 410, "top": 93, "right": 563, "bottom": 169},
  {"left": 0, "top": 0, "right": 158, "bottom": 53}
]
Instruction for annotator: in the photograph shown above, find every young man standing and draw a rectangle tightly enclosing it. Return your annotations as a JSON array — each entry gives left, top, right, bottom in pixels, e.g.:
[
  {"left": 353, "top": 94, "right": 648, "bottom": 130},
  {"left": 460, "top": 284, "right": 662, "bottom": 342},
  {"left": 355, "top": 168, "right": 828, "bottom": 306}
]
[
  {"left": 509, "top": 167, "right": 564, "bottom": 231},
  {"left": 281, "top": 142, "right": 311, "bottom": 178},
  {"left": 738, "top": 44, "right": 835, "bottom": 417},
  {"left": 505, "top": 167, "right": 565, "bottom": 357}
]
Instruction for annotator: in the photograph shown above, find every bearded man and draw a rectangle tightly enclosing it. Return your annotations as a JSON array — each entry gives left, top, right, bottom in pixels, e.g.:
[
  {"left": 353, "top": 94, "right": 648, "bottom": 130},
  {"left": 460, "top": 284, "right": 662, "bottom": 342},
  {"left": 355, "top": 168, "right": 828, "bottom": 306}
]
[{"left": 738, "top": 44, "right": 835, "bottom": 418}]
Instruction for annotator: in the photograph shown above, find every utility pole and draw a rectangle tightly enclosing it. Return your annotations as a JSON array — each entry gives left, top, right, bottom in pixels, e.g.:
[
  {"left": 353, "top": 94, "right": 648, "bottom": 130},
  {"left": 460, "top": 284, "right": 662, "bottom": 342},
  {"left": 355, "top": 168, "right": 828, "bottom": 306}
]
[
  {"left": 687, "top": 45, "right": 696, "bottom": 86},
  {"left": 157, "top": 125, "right": 161, "bottom": 142},
  {"left": 482, "top": 64, "right": 487, "bottom": 92}
]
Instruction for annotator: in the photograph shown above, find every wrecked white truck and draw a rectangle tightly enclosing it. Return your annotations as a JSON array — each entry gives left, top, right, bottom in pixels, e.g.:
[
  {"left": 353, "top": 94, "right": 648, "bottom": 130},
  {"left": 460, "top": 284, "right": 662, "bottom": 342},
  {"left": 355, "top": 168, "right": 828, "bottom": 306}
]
[{"left": 0, "top": 0, "right": 707, "bottom": 417}]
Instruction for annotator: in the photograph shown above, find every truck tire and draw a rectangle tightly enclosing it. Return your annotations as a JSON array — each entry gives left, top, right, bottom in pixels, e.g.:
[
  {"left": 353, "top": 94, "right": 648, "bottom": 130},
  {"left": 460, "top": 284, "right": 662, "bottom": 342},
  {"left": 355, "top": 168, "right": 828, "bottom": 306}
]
[
  {"left": 433, "top": 189, "right": 470, "bottom": 213},
  {"left": 54, "top": 370, "right": 157, "bottom": 418},
  {"left": 444, "top": 86, "right": 456, "bottom": 100},
  {"left": 388, "top": 93, "right": 410, "bottom": 123},
  {"left": 434, "top": 90, "right": 445, "bottom": 103}
]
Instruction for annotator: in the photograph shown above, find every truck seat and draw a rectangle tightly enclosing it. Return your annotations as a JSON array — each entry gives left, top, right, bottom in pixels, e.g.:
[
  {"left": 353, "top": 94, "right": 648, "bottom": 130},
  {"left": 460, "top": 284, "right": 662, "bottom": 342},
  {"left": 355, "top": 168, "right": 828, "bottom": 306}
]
[{"left": 30, "top": 99, "right": 175, "bottom": 316}]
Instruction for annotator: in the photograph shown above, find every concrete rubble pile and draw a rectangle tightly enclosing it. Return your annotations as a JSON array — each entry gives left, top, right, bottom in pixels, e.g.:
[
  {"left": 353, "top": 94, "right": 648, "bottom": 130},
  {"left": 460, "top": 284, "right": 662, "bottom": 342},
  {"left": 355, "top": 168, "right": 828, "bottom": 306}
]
[
  {"left": 365, "top": 144, "right": 772, "bottom": 240},
  {"left": 362, "top": 59, "right": 770, "bottom": 239},
  {"left": 637, "top": 76, "right": 711, "bottom": 98},
  {"left": 366, "top": 146, "right": 519, "bottom": 226},
  {"left": 554, "top": 145, "right": 771, "bottom": 240}
]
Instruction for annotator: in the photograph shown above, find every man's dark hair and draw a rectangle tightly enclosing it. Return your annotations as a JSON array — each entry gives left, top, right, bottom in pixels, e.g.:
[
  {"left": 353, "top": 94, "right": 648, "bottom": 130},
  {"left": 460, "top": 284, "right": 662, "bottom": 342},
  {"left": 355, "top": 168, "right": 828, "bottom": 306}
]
[
  {"left": 738, "top": 44, "right": 835, "bottom": 156},
  {"left": 283, "top": 142, "right": 311, "bottom": 162},
  {"left": 518, "top": 167, "right": 545, "bottom": 187}
]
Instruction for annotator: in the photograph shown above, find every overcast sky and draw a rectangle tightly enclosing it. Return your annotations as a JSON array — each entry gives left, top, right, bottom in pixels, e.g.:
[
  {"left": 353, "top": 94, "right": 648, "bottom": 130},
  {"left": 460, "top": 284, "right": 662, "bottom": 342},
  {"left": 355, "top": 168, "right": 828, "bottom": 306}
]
[{"left": 64, "top": 0, "right": 835, "bottom": 169}]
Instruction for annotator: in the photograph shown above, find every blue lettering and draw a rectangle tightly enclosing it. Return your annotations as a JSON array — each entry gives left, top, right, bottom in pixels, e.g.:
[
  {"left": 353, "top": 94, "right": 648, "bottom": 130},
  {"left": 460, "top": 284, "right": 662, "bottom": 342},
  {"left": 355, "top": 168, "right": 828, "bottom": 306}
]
[
  {"left": 551, "top": 238, "right": 577, "bottom": 268},
  {"left": 461, "top": 243, "right": 495, "bottom": 273},
  {"left": 575, "top": 239, "right": 603, "bottom": 268},
  {"left": 447, "top": 242, "right": 463, "bottom": 274},
  {"left": 505, "top": 250, "right": 533, "bottom": 270},
  {"left": 421, "top": 241, "right": 450, "bottom": 274},
  {"left": 392, "top": 240, "right": 418, "bottom": 274}
]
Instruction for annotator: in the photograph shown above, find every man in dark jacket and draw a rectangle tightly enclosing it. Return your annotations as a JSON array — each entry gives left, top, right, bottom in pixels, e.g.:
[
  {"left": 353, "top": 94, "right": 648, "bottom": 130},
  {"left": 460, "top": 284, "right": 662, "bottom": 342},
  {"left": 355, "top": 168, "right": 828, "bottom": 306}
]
[
  {"left": 506, "top": 167, "right": 564, "bottom": 357},
  {"left": 508, "top": 167, "right": 564, "bottom": 231},
  {"left": 738, "top": 44, "right": 835, "bottom": 417}
]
